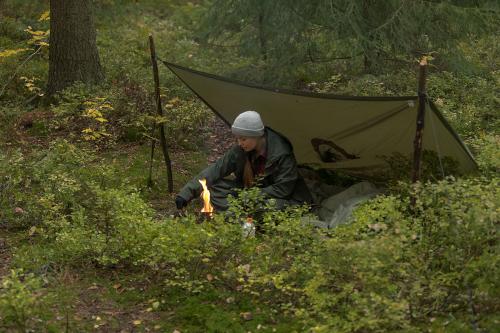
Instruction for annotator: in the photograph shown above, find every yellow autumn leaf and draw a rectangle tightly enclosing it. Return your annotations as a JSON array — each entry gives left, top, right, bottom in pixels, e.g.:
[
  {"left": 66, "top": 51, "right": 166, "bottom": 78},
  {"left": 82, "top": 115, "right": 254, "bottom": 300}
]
[
  {"left": 0, "top": 48, "right": 29, "bottom": 58},
  {"left": 168, "top": 97, "right": 181, "bottom": 104},
  {"left": 155, "top": 116, "right": 168, "bottom": 124},
  {"left": 39, "top": 10, "right": 50, "bottom": 21},
  {"left": 26, "top": 29, "right": 46, "bottom": 36},
  {"left": 133, "top": 320, "right": 142, "bottom": 326},
  {"left": 101, "top": 103, "right": 113, "bottom": 109},
  {"left": 86, "top": 109, "right": 103, "bottom": 118}
]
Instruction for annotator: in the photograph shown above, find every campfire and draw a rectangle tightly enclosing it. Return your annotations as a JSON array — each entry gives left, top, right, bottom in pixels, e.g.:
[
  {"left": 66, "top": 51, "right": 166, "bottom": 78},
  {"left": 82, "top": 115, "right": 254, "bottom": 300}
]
[{"left": 198, "top": 179, "right": 214, "bottom": 218}]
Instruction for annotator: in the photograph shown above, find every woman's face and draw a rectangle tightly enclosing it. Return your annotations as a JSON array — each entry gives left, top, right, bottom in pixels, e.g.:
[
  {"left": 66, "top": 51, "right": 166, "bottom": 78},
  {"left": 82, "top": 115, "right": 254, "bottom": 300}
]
[{"left": 236, "top": 136, "right": 259, "bottom": 152}]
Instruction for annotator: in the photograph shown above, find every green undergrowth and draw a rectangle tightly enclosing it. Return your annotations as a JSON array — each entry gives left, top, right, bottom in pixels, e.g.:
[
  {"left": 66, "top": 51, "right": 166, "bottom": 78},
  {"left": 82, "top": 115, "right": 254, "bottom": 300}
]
[
  {"left": 1, "top": 0, "right": 499, "bottom": 332},
  {"left": 1, "top": 141, "right": 499, "bottom": 332},
  {"left": 0, "top": 140, "right": 205, "bottom": 231}
]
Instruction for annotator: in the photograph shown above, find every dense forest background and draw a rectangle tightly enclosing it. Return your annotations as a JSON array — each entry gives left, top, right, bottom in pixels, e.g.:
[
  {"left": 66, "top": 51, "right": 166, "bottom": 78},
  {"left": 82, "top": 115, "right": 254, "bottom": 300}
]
[{"left": 0, "top": 0, "right": 498, "bottom": 332}]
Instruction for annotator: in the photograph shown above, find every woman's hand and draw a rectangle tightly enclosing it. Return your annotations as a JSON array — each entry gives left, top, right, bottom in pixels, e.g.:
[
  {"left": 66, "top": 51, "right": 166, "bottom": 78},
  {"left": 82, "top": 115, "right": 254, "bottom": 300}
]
[{"left": 175, "top": 196, "right": 188, "bottom": 209}]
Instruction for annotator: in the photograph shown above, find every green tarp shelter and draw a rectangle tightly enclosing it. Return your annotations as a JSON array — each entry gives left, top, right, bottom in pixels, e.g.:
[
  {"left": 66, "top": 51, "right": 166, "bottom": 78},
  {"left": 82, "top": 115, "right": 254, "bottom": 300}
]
[{"left": 163, "top": 62, "right": 477, "bottom": 178}]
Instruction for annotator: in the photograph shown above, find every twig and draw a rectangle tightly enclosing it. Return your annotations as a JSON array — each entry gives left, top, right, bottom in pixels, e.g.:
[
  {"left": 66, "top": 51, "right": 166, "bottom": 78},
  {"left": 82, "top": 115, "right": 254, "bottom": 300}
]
[
  {"left": 200, "top": 41, "right": 242, "bottom": 49},
  {"left": 304, "top": 53, "right": 362, "bottom": 63},
  {"left": 468, "top": 287, "right": 480, "bottom": 332},
  {"left": 65, "top": 309, "right": 70, "bottom": 333},
  {"left": 372, "top": 0, "right": 407, "bottom": 33},
  {"left": 142, "top": 133, "right": 160, "bottom": 142}
]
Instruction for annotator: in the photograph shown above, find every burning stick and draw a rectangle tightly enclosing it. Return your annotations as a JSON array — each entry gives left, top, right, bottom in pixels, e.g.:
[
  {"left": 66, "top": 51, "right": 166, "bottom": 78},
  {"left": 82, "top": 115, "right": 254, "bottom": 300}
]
[{"left": 198, "top": 179, "right": 214, "bottom": 218}]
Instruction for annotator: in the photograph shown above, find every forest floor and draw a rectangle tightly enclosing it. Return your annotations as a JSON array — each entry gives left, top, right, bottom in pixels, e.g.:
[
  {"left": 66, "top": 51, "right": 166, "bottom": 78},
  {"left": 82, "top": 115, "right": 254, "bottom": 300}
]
[
  {"left": 0, "top": 115, "right": 242, "bottom": 332},
  {"left": 205, "top": 116, "right": 235, "bottom": 164},
  {"left": 0, "top": 230, "right": 12, "bottom": 279}
]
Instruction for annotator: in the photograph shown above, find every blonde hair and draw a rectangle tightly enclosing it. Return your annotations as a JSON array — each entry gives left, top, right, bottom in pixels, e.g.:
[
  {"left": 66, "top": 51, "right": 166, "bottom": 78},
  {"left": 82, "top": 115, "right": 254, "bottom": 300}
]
[{"left": 242, "top": 155, "right": 254, "bottom": 188}]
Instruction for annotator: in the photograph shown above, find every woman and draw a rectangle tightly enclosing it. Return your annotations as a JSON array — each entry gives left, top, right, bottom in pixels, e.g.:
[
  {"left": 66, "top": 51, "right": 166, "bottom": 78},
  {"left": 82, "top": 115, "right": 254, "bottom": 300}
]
[{"left": 175, "top": 110, "right": 313, "bottom": 211}]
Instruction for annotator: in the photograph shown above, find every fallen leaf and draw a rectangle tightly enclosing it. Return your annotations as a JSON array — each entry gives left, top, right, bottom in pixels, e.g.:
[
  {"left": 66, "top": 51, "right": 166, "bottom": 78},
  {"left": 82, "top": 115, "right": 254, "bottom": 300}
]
[
  {"left": 28, "top": 226, "right": 37, "bottom": 236},
  {"left": 240, "top": 312, "right": 253, "bottom": 321},
  {"left": 368, "top": 223, "right": 387, "bottom": 231}
]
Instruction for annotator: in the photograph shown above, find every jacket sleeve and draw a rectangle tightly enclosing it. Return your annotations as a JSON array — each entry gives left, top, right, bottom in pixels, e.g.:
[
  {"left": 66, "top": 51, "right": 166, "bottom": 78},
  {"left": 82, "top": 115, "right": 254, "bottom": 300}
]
[
  {"left": 178, "top": 146, "right": 239, "bottom": 202},
  {"left": 261, "top": 154, "right": 298, "bottom": 199}
]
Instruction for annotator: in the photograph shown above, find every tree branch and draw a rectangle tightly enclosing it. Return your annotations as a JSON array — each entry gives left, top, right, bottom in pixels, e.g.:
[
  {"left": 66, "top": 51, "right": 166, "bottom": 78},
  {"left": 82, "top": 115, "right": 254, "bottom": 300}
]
[{"left": 372, "top": 0, "right": 408, "bottom": 33}]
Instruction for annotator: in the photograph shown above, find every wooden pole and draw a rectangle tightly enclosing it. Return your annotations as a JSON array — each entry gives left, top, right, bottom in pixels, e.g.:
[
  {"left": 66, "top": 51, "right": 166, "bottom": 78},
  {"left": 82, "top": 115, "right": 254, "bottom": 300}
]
[
  {"left": 411, "top": 57, "right": 428, "bottom": 184},
  {"left": 149, "top": 34, "right": 173, "bottom": 193}
]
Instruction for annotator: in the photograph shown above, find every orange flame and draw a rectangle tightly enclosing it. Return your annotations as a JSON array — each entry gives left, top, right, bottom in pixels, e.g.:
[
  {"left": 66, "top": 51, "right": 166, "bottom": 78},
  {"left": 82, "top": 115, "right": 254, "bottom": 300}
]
[{"left": 199, "top": 179, "right": 214, "bottom": 216}]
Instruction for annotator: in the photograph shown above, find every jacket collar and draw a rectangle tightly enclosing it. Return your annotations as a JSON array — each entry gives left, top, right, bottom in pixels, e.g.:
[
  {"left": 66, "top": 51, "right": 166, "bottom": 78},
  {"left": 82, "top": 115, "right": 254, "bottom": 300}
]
[{"left": 263, "top": 127, "right": 293, "bottom": 169}]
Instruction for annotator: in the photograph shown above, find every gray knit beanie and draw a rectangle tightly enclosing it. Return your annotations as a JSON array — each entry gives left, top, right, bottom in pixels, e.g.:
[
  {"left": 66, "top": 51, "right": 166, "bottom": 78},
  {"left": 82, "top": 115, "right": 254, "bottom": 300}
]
[{"left": 231, "top": 111, "right": 265, "bottom": 137}]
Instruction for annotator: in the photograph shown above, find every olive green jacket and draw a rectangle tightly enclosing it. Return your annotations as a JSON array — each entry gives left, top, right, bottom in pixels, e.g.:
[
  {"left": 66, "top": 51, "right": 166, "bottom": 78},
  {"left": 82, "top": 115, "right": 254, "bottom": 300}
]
[{"left": 178, "top": 128, "right": 313, "bottom": 205}]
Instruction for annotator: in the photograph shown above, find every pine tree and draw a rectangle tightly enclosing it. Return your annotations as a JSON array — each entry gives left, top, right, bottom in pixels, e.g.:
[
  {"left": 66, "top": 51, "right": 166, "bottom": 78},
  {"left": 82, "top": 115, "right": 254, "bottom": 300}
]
[{"left": 199, "top": 0, "right": 498, "bottom": 78}]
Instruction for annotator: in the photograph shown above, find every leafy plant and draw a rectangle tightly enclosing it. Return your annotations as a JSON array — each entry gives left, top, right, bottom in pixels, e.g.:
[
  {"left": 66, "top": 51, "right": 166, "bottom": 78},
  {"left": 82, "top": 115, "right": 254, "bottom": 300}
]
[{"left": 0, "top": 269, "right": 48, "bottom": 332}]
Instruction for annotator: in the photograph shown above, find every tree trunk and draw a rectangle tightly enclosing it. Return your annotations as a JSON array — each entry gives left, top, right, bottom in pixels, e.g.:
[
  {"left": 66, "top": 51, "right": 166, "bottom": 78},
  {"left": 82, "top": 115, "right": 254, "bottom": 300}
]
[
  {"left": 47, "top": 0, "right": 104, "bottom": 96},
  {"left": 258, "top": 5, "right": 267, "bottom": 61},
  {"left": 362, "top": 0, "right": 376, "bottom": 73}
]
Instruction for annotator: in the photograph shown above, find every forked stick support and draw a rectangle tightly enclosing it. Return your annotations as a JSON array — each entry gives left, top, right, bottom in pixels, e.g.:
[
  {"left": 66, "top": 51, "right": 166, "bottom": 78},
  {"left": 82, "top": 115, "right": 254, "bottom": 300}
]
[{"left": 148, "top": 34, "right": 173, "bottom": 193}]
